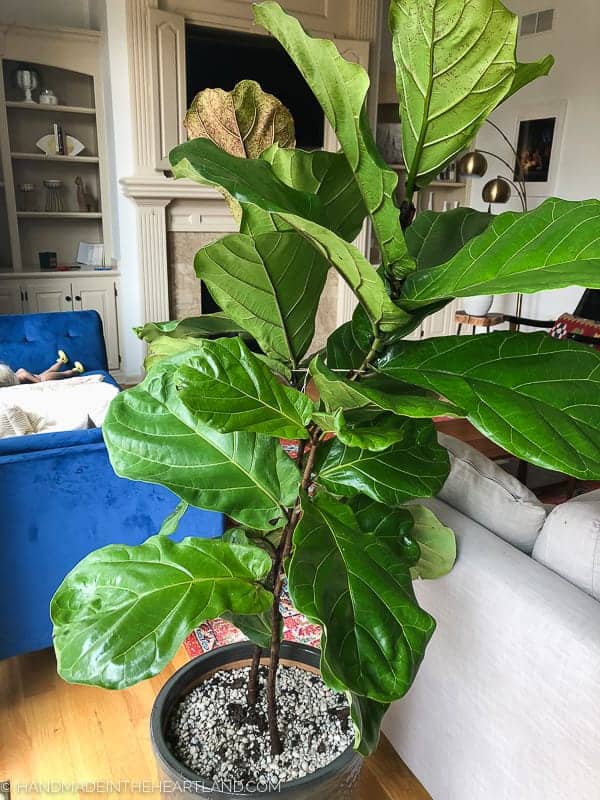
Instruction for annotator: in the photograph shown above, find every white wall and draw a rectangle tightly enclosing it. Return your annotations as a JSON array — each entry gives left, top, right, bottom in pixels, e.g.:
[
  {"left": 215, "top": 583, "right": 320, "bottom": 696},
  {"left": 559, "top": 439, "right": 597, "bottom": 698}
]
[{"left": 469, "top": 0, "right": 600, "bottom": 322}]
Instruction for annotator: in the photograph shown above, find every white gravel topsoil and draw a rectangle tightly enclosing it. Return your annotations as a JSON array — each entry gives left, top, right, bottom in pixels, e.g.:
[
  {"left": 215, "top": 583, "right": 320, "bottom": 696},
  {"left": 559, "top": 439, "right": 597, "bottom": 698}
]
[{"left": 167, "top": 664, "right": 354, "bottom": 786}]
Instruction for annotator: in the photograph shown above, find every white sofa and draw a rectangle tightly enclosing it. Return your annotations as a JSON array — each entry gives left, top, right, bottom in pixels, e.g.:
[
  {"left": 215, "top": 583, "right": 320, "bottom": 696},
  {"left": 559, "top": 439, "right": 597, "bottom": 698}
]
[{"left": 384, "top": 436, "right": 600, "bottom": 800}]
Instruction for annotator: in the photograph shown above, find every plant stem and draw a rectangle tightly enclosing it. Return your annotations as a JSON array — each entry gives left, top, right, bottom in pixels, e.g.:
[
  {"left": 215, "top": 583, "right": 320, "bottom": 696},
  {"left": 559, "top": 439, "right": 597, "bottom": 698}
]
[
  {"left": 265, "top": 428, "right": 321, "bottom": 756},
  {"left": 247, "top": 645, "right": 262, "bottom": 706}
]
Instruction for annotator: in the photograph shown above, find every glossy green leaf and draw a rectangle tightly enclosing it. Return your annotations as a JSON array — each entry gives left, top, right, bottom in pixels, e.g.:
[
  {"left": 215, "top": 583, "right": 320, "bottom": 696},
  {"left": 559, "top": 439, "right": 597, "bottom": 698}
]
[
  {"left": 314, "top": 408, "right": 411, "bottom": 453},
  {"left": 277, "top": 214, "right": 410, "bottom": 335},
  {"left": 51, "top": 535, "right": 272, "bottom": 689},
  {"left": 254, "top": 1, "right": 412, "bottom": 277},
  {"left": 348, "top": 693, "right": 390, "bottom": 757},
  {"left": 378, "top": 332, "right": 600, "bottom": 479},
  {"left": 408, "top": 505, "right": 456, "bottom": 580},
  {"left": 103, "top": 357, "right": 299, "bottom": 529},
  {"left": 135, "top": 314, "right": 246, "bottom": 344},
  {"left": 504, "top": 55, "right": 555, "bottom": 101},
  {"left": 310, "top": 356, "right": 463, "bottom": 418},
  {"left": 157, "top": 500, "right": 189, "bottom": 536},
  {"left": 315, "top": 420, "right": 449, "bottom": 505},
  {"left": 184, "top": 79, "right": 295, "bottom": 157},
  {"left": 174, "top": 337, "right": 312, "bottom": 439},
  {"left": 194, "top": 230, "right": 328, "bottom": 367},
  {"left": 143, "top": 336, "right": 205, "bottom": 372},
  {"left": 261, "top": 143, "right": 367, "bottom": 242},
  {"left": 402, "top": 199, "right": 600, "bottom": 308},
  {"left": 326, "top": 308, "right": 372, "bottom": 371},
  {"left": 350, "top": 495, "right": 416, "bottom": 548},
  {"left": 287, "top": 492, "right": 435, "bottom": 702},
  {"left": 223, "top": 610, "right": 279, "bottom": 650},
  {"left": 170, "top": 137, "right": 321, "bottom": 223},
  {"left": 406, "top": 208, "right": 493, "bottom": 269},
  {"left": 390, "top": 0, "right": 552, "bottom": 191}
]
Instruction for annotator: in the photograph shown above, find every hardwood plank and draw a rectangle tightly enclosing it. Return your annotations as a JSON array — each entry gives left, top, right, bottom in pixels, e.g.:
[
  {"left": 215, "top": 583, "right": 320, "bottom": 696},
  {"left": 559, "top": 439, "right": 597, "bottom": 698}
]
[{"left": 0, "top": 648, "right": 429, "bottom": 799}]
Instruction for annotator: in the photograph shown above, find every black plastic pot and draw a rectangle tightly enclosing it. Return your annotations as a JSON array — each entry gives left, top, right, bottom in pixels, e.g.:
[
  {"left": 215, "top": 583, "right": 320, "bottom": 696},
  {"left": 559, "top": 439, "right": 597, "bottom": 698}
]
[{"left": 150, "top": 641, "right": 363, "bottom": 798}]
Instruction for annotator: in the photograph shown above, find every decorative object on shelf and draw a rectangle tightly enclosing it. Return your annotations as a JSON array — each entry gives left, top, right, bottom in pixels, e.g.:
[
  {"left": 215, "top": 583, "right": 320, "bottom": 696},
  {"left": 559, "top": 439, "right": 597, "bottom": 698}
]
[
  {"left": 13, "top": 64, "right": 40, "bottom": 103},
  {"left": 462, "top": 295, "right": 494, "bottom": 317},
  {"left": 38, "top": 251, "right": 57, "bottom": 271},
  {"left": 426, "top": 191, "right": 435, "bottom": 210},
  {"left": 39, "top": 88, "right": 58, "bottom": 106},
  {"left": 76, "top": 241, "right": 104, "bottom": 268},
  {"left": 74, "top": 176, "right": 97, "bottom": 212},
  {"left": 458, "top": 120, "right": 528, "bottom": 211},
  {"left": 36, "top": 133, "right": 85, "bottom": 157},
  {"left": 17, "top": 183, "right": 36, "bottom": 212},
  {"left": 43, "top": 179, "right": 64, "bottom": 212},
  {"left": 436, "top": 160, "right": 457, "bottom": 182},
  {"left": 53, "top": 123, "right": 66, "bottom": 156},
  {"left": 376, "top": 122, "right": 403, "bottom": 164}
]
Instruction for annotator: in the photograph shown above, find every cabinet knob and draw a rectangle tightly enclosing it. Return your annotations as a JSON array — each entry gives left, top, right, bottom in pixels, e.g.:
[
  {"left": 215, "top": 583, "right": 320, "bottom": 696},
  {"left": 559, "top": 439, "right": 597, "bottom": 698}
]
[
  {"left": 74, "top": 295, "right": 81, "bottom": 302},
  {"left": 65, "top": 296, "right": 72, "bottom": 302}
]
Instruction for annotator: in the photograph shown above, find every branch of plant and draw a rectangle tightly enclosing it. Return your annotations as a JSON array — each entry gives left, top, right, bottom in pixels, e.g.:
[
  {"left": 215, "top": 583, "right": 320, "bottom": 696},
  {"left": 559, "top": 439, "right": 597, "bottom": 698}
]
[{"left": 265, "top": 426, "right": 321, "bottom": 755}]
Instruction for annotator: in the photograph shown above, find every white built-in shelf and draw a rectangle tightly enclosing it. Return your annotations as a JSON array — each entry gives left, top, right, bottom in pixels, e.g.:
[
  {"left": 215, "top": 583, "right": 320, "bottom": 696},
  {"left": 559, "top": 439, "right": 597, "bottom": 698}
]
[
  {"left": 5, "top": 101, "right": 96, "bottom": 115},
  {"left": 427, "top": 181, "right": 466, "bottom": 188},
  {"left": 11, "top": 152, "right": 99, "bottom": 163},
  {"left": 17, "top": 212, "right": 102, "bottom": 219}
]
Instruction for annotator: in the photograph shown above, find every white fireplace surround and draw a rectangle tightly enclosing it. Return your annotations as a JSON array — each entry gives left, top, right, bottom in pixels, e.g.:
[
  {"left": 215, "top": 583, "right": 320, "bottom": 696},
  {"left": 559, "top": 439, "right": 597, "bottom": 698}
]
[{"left": 121, "top": 0, "right": 382, "bottom": 331}]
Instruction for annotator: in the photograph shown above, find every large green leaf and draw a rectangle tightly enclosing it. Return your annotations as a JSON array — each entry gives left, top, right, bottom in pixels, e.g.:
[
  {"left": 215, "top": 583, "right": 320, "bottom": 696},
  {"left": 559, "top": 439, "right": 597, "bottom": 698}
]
[
  {"left": 184, "top": 79, "right": 295, "bottom": 157},
  {"left": 287, "top": 492, "right": 435, "bottom": 702},
  {"left": 408, "top": 505, "right": 456, "bottom": 580},
  {"left": 326, "top": 307, "right": 372, "bottom": 371},
  {"left": 174, "top": 336, "right": 313, "bottom": 439},
  {"left": 390, "top": 0, "right": 553, "bottom": 191},
  {"left": 315, "top": 420, "right": 449, "bottom": 505},
  {"left": 402, "top": 198, "right": 600, "bottom": 308},
  {"left": 352, "top": 496, "right": 456, "bottom": 581},
  {"left": 313, "top": 408, "right": 412, "bottom": 453},
  {"left": 348, "top": 693, "right": 390, "bottom": 757},
  {"left": 254, "top": 1, "right": 412, "bottom": 278},
  {"left": 143, "top": 336, "right": 205, "bottom": 372},
  {"left": 194, "top": 230, "right": 328, "bottom": 367},
  {"left": 406, "top": 208, "right": 493, "bottom": 269},
  {"left": 310, "top": 356, "right": 463, "bottom": 418},
  {"left": 170, "top": 137, "right": 322, "bottom": 223},
  {"left": 504, "top": 55, "right": 555, "bottom": 102},
  {"left": 51, "top": 535, "right": 272, "bottom": 689},
  {"left": 277, "top": 213, "right": 410, "bottom": 335},
  {"left": 135, "top": 314, "right": 246, "bottom": 344},
  {"left": 261, "top": 144, "right": 367, "bottom": 242},
  {"left": 103, "top": 358, "right": 299, "bottom": 530},
  {"left": 378, "top": 332, "right": 600, "bottom": 479}
]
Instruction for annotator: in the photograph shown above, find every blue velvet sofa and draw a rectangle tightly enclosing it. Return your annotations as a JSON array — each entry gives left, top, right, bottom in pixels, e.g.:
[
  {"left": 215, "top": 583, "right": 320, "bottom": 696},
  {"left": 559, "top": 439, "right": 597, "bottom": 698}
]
[{"left": 0, "top": 311, "right": 224, "bottom": 660}]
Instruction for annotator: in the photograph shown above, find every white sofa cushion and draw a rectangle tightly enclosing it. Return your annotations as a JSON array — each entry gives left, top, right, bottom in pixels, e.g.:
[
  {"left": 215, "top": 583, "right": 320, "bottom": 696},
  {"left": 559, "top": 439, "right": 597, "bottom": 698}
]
[
  {"left": 533, "top": 489, "right": 600, "bottom": 599},
  {"left": 438, "top": 433, "right": 547, "bottom": 553}
]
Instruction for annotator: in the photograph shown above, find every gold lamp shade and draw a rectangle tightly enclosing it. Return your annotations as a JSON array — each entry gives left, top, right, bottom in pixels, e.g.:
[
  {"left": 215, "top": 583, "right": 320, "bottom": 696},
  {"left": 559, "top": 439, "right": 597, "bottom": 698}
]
[
  {"left": 482, "top": 177, "right": 511, "bottom": 204},
  {"left": 458, "top": 151, "right": 488, "bottom": 177}
]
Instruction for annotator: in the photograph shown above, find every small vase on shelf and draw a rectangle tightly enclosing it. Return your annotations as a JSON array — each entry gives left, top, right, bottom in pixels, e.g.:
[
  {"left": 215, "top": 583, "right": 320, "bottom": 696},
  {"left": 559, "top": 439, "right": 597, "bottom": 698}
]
[{"left": 463, "top": 295, "right": 494, "bottom": 316}]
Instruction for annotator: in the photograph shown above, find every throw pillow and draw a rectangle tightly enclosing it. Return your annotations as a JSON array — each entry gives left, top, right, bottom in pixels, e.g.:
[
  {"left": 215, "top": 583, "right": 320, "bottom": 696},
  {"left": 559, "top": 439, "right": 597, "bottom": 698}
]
[
  {"left": 438, "top": 433, "right": 547, "bottom": 553},
  {"left": 533, "top": 489, "right": 600, "bottom": 599}
]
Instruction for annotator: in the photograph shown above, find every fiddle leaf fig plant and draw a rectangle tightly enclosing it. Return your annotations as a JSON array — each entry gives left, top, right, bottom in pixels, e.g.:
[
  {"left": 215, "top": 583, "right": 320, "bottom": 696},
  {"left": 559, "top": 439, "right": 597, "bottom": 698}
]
[{"left": 52, "top": 0, "right": 600, "bottom": 764}]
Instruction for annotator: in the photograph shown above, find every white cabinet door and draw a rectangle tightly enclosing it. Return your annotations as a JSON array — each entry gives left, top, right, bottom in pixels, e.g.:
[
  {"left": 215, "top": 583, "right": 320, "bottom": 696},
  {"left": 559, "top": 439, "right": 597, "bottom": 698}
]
[
  {"left": 149, "top": 9, "right": 187, "bottom": 171},
  {"left": 23, "top": 279, "right": 73, "bottom": 314},
  {"left": 73, "top": 277, "right": 120, "bottom": 370},
  {"left": 0, "top": 284, "right": 23, "bottom": 315}
]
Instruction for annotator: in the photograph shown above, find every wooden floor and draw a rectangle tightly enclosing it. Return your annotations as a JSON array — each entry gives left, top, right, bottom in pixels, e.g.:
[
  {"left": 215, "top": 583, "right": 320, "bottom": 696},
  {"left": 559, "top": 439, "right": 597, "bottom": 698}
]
[{"left": 0, "top": 648, "right": 430, "bottom": 799}]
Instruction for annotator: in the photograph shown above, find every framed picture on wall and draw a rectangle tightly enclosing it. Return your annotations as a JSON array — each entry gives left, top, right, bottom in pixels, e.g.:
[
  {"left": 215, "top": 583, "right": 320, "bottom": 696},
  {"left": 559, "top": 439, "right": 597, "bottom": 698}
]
[{"left": 512, "top": 101, "right": 567, "bottom": 196}]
